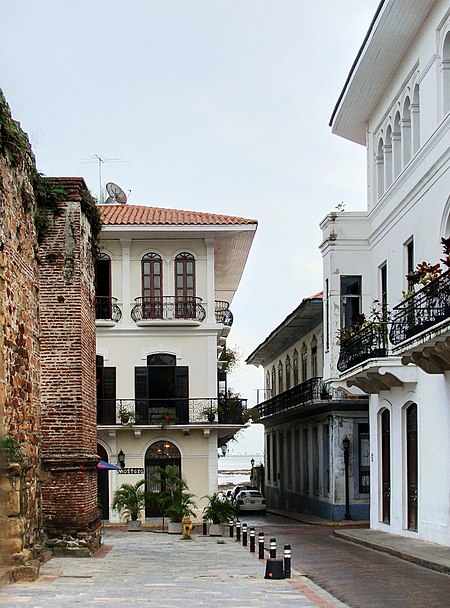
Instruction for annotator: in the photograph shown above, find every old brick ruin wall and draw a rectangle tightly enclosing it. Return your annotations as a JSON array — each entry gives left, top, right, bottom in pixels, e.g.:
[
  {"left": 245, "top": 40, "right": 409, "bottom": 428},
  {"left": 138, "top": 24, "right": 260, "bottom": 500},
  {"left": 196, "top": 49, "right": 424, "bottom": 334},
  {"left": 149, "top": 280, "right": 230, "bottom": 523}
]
[
  {"left": 39, "top": 178, "right": 100, "bottom": 555},
  {"left": 0, "top": 128, "right": 43, "bottom": 580},
  {"left": 0, "top": 95, "right": 101, "bottom": 580}
]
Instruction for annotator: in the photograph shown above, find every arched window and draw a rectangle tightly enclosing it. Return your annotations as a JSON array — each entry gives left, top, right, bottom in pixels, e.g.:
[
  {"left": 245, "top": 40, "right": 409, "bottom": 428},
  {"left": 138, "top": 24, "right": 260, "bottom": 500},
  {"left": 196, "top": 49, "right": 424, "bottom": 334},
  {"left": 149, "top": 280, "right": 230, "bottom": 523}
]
[
  {"left": 376, "top": 138, "right": 385, "bottom": 199},
  {"left": 380, "top": 409, "right": 391, "bottom": 524},
  {"left": 265, "top": 370, "right": 271, "bottom": 395},
  {"left": 142, "top": 253, "right": 163, "bottom": 319},
  {"left": 411, "top": 86, "right": 420, "bottom": 154},
  {"left": 311, "top": 336, "right": 318, "bottom": 377},
  {"left": 145, "top": 441, "right": 181, "bottom": 517},
  {"left": 444, "top": 32, "right": 450, "bottom": 116},
  {"left": 271, "top": 366, "right": 276, "bottom": 395},
  {"left": 406, "top": 403, "right": 418, "bottom": 531},
  {"left": 392, "top": 111, "right": 402, "bottom": 178},
  {"left": 301, "top": 344, "right": 308, "bottom": 383},
  {"left": 278, "top": 361, "right": 283, "bottom": 394},
  {"left": 293, "top": 350, "right": 299, "bottom": 386},
  {"left": 175, "top": 252, "right": 196, "bottom": 318},
  {"left": 401, "top": 96, "right": 412, "bottom": 166},
  {"left": 95, "top": 252, "right": 112, "bottom": 319},
  {"left": 285, "top": 355, "right": 291, "bottom": 390},
  {"left": 384, "top": 125, "right": 393, "bottom": 189}
]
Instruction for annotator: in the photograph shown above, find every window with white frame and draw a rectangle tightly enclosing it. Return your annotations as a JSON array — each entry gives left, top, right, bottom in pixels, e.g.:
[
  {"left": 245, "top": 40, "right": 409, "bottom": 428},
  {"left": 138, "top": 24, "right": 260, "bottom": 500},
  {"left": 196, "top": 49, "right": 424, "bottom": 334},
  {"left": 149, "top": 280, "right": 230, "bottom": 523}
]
[{"left": 341, "top": 276, "right": 362, "bottom": 328}]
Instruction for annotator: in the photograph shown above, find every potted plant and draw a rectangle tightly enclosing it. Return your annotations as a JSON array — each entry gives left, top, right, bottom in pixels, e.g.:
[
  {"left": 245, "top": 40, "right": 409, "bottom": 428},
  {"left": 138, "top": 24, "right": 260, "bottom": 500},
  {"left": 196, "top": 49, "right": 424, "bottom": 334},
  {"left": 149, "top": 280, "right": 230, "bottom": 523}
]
[
  {"left": 202, "top": 492, "right": 235, "bottom": 536},
  {"left": 117, "top": 403, "right": 138, "bottom": 426},
  {"left": 111, "top": 479, "right": 151, "bottom": 531},
  {"left": 160, "top": 407, "right": 177, "bottom": 429},
  {"left": 154, "top": 465, "right": 197, "bottom": 534},
  {"left": 202, "top": 404, "right": 217, "bottom": 423}
]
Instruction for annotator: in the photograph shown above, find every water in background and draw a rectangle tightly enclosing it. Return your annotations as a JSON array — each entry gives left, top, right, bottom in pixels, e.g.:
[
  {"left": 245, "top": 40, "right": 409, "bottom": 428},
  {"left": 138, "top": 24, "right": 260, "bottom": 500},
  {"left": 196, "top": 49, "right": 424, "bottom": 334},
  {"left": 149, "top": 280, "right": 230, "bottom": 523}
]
[{"left": 218, "top": 453, "right": 264, "bottom": 488}]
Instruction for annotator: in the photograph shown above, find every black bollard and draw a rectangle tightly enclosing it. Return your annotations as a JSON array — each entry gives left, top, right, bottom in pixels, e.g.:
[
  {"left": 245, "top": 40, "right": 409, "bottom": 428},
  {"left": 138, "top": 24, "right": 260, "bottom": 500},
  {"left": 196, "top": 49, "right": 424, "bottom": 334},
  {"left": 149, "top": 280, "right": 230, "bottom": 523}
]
[
  {"left": 229, "top": 520, "right": 234, "bottom": 538},
  {"left": 283, "top": 544, "right": 292, "bottom": 578},
  {"left": 258, "top": 532, "right": 265, "bottom": 559},
  {"left": 242, "top": 523, "right": 248, "bottom": 547},
  {"left": 269, "top": 537, "right": 277, "bottom": 559},
  {"left": 249, "top": 527, "right": 255, "bottom": 553},
  {"left": 202, "top": 518, "right": 208, "bottom": 536},
  {"left": 236, "top": 521, "right": 241, "bottom": 542}
]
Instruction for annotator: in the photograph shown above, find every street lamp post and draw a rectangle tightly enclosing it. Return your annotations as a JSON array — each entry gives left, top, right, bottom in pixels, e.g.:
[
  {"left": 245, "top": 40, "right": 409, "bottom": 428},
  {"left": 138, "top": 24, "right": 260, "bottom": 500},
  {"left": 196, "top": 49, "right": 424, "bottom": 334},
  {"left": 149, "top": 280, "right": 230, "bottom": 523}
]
[{"left": 343, "top": 436, "right": 351, "bottom": 520}]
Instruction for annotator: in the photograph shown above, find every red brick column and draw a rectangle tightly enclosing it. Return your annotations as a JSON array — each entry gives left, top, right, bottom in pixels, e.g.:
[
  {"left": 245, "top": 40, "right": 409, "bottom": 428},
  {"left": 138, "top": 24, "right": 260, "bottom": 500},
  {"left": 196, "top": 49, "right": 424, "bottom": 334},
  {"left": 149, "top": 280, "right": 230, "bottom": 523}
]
[{"left": 39, "top": 178, "right": 100, "bottom": 554}]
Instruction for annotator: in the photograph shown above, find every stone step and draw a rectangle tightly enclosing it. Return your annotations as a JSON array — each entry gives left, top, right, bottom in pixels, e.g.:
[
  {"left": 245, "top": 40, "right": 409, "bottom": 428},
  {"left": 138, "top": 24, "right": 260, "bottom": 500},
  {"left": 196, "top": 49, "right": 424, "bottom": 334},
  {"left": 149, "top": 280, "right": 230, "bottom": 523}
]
[{"left": 0, "top": 567, "right": 12, "bottom": 587}]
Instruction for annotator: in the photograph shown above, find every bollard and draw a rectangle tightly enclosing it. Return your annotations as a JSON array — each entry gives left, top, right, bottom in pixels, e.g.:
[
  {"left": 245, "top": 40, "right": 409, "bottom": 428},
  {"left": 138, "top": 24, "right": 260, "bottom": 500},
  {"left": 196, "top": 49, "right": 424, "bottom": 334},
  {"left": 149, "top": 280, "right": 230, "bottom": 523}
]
[
  {"left": 229, "top": 520, "right": 234, "bottom": 538},
  {"left": 283, "top": 544, "right": 292, "bottom": 578},
  {"left": 202, "top": 518, "right": 208, "bottom": 536},
  {"left": 249, "top": 527, "right": 255, "bottom": 553},
  {"left": 269, "top": 538, "right": 277, "bottom": 559},
  {"left": 242, "top": 523, "right": 248, "bottom": 547},
  {"left": 235, "top": 521, "right": 241, "bottom": 542},
  {"left": 258, "top": 532, "right": 265, "bottom": 559}
]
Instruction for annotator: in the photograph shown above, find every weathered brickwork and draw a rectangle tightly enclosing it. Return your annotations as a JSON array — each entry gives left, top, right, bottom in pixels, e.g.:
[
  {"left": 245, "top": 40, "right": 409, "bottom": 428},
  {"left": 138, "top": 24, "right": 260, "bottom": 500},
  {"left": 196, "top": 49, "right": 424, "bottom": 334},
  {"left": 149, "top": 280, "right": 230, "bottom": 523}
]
[
  {"left": 0, "top": 131, "right": 42, "bottom": 580},
  {"left": 39, "top": 178, "right": 100, "bottom": 552}
]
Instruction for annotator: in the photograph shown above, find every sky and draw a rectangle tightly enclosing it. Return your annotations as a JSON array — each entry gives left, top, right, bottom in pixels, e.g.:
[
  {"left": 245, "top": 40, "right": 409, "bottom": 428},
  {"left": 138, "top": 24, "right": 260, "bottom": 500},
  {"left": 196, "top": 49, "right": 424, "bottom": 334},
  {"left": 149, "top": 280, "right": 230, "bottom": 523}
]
[{"left": 1, "top": 0, "right": 379, "bottom": 454}]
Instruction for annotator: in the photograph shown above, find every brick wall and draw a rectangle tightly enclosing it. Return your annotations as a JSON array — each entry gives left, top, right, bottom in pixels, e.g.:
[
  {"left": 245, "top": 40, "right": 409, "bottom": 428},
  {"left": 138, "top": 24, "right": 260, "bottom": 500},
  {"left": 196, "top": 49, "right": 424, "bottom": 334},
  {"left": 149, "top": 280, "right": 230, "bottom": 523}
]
[
  {"left": 0, "top": 127, "right": 42, "bottom": 579},
  {"left": 39, "top": 179, "right": 100, "bottom": 551}
]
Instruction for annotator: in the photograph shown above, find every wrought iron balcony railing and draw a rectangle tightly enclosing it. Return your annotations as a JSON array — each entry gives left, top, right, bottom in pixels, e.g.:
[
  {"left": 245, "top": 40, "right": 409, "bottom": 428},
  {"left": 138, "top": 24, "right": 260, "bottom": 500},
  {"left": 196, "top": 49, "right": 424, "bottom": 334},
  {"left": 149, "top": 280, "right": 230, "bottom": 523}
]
[
  {"left": 215, "top": 300, "right": 234, "bottom": 326},
  {"left": 131, "top": 296, "right": 206, "bottom": 323},
  {"left": 257, "top": 377, "right": 325, "bottom": 418},
  {"left": 97, "top": 397, "right": 247, "bottom": 425},
  {"left": 95, "top": 296, "right": 122, "bottom": 323},
  {"left": 390, "top": 269, "right": 450, "bottom": 345},
  {"left": 337, "top": 323, "right": 387, "bottom": 373}
]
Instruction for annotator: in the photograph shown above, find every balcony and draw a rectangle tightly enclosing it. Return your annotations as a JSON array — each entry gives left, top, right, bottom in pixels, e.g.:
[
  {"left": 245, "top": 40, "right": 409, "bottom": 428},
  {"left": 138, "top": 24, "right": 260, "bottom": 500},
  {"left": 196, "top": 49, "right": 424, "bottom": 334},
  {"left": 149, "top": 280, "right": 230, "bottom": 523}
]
[
  {"left": 337, "top": 323, "right": 387, "bottom": 373},
  {"left": 131, "top": 296, "right": 206, "bottom": 323},
  {"left": 95, "top": 296, "right": 122, "bottom": 324},
  {"left": 215, "top": 301, "right": 234, "bottom": 326},
  {"left": 256, "top": 377, "right": 364, "bottom": 419},
  {"left": 97, "top": 397, "right": 247, "bottom": 426},
  {"left": 390, "top": 269, "right": 450, "bottom": 345}
]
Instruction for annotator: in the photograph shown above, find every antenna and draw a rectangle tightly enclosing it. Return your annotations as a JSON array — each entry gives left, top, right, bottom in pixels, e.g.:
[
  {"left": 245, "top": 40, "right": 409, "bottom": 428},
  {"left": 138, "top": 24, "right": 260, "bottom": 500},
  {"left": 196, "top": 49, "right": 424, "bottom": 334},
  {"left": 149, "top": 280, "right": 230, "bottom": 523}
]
[
  {"left": 80, "top": 155, "right": 129, "bottom": 202},
  {"left": 105, "top": 182, "right": 128, "bottom": 205}
]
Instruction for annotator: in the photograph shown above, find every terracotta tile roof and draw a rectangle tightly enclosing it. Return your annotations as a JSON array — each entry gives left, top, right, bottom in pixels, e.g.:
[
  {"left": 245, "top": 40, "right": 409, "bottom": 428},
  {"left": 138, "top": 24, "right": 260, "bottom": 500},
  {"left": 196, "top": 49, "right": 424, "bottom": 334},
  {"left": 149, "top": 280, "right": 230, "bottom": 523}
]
[
  {"left": 305, "top": 291, "right": 323, "bottom": 301},
  {"left": 99, "top": 203, "right": 258, "bottom": 227}
]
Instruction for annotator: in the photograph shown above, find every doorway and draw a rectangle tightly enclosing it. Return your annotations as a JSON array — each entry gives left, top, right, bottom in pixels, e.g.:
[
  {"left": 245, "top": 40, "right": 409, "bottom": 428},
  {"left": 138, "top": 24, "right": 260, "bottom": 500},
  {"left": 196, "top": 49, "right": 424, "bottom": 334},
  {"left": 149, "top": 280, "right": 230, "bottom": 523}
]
[
  {"left": 97, "top": 443, "right": 110, "bottom": 520},
  {"left": 406, "top": 403, "right": 418, "bottom": 531},
  {"left": 381, "top": 410, "right": 391, "bottom": 524},
  {"left": 145, "top": 441, "right": 182, "bottom": 517}
]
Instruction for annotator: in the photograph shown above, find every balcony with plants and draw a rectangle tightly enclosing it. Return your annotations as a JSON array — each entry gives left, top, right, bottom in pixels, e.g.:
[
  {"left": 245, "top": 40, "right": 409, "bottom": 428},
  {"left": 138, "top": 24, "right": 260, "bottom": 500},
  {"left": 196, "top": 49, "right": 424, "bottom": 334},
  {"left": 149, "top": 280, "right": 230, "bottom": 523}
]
[{"left": 97, "top": 396, "right": 248, "bottom": 427}]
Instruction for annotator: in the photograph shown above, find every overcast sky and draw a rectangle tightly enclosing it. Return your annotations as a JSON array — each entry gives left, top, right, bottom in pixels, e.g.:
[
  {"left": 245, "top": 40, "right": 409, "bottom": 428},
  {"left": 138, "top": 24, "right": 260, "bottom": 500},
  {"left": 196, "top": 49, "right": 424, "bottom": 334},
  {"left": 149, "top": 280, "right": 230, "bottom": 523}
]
[{"left": 2, "top": 1, "right": 379, "bottom": 453}]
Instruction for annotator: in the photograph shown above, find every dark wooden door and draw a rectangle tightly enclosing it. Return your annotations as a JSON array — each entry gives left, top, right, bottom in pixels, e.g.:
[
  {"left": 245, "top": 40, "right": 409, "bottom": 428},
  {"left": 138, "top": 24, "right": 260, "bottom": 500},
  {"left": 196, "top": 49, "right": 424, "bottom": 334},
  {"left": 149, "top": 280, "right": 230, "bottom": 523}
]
[
  {"left": 97, "top": 443, "right": 110, "bottom": 520},
  {"left": 407, "top": 404, "right": 418, "bottom": 531},
  {"left": 381, "top": 410, "right": 391, "bottom": 524}
]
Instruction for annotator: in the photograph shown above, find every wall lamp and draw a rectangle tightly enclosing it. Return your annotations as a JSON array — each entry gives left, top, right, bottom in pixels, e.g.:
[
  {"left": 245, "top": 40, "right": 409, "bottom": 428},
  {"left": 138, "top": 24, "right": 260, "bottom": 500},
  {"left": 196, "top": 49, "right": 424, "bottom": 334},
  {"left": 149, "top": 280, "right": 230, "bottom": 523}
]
[{"left": 117, "top": 449, "right": 125, "bottom": 469}]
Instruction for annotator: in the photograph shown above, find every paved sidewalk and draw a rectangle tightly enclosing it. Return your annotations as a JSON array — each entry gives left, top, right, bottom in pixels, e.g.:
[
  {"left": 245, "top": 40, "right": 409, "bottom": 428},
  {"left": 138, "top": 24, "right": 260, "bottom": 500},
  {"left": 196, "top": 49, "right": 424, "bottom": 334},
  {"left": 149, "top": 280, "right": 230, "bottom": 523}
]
[
  {"left": 269, "top": 508, "right": 450, "bottom": 576},
  {"left": 0, "top": 529, "right": 347, "bottom": 608}
]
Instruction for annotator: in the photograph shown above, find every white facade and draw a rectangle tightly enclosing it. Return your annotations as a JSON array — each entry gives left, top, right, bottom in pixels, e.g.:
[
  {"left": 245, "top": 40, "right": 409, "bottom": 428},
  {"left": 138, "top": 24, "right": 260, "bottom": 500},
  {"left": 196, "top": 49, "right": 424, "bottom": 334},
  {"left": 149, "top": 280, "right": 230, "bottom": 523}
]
[
  {"left": 322, "top": 0, "right": 450, "bottom": 545},
  {"left": 96, "top": 204, "right": 257, "bottom": 521},
  {"left": 247, "top": 296, "right": 369, "bottom": 521}
]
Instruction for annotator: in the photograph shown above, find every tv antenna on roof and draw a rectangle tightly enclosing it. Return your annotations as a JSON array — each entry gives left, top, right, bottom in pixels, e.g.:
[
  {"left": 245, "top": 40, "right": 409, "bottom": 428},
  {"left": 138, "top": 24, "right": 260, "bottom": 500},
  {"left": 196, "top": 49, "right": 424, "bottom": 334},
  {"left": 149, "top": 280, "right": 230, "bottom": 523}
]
[{"left": 105, "top": 182, "right": 128, "bottom": 205}]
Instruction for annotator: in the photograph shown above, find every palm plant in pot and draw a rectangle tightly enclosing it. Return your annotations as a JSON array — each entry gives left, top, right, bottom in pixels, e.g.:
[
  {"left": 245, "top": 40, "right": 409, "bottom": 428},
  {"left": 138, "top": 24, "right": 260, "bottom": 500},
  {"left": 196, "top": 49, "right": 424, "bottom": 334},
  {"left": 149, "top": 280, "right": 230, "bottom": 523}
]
[
  {"left": 202, "top": 492, "right": 235, "bottom": 536},
  {"left": 154, "top": 465, "right": 197, "bottom": 534},
  {"left": 112, "top": 479, "right": 152, "bottom": 531}
]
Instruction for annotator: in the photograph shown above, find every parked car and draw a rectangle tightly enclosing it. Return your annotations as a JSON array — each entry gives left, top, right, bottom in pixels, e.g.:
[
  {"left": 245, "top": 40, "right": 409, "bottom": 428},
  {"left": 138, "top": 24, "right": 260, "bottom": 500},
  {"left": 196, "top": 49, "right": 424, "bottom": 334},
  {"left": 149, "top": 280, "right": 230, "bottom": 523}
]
[
  {"left": 231, "top": 485, "right": 259, "bottom": 501},
  {"left": 233, "top": 489, "right": 266, "bottom": 513}
]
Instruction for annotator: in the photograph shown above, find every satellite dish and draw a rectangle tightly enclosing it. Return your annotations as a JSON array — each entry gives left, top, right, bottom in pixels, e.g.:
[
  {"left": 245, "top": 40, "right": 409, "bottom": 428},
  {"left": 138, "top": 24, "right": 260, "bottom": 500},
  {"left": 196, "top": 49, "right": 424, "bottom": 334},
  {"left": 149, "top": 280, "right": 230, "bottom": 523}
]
[{"left": 105, "top": 182, "right": 127, "bottom": 204}]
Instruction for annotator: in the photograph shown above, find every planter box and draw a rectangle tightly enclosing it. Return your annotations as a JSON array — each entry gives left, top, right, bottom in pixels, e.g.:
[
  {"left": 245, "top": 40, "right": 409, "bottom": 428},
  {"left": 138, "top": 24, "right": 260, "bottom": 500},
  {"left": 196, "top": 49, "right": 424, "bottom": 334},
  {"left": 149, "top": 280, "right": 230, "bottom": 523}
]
[
  {"left": 127, "top": 520, "right": 142, "bottom": 531},
  {"left": 208, "top": 523, "right": 224, "bottom": 537},
  {"left": 167, "top": 521, "right": 183, "bottom": 535}
]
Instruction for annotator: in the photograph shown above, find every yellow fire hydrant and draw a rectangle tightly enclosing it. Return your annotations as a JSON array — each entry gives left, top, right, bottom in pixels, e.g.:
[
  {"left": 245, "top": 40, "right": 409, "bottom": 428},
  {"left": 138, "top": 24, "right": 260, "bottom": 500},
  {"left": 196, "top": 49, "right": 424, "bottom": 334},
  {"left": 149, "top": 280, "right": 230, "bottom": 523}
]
[{"left": 182, "top": 515, "right": 192, "bottom": 539}]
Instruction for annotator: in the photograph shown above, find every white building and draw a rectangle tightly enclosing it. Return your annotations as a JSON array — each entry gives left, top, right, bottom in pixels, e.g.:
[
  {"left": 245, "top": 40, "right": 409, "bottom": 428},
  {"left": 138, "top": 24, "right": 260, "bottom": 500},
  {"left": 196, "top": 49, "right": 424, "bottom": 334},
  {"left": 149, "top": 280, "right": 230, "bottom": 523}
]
[
  {"left": 322, "top": 0, "right": 450, "bottom": 545},
  {"left": 247, "top": 294, "right": 369, "bottom": 521},
  {"left": 95, "top": 202, "right": 257, "bottom": 521}
]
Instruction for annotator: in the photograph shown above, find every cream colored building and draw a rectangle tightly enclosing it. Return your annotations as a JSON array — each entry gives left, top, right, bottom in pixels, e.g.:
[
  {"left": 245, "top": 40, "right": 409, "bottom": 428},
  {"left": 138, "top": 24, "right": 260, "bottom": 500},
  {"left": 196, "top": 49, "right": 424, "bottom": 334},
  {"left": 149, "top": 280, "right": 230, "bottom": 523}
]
[{"left": 95, "top": 202, "right": 257, "bottom": 521}]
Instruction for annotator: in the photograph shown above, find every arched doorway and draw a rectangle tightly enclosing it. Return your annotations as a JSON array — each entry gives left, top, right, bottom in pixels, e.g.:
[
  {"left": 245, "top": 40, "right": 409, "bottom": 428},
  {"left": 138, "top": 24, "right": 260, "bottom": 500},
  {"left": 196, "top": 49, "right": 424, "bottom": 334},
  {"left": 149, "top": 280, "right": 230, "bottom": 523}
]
[
  {"left": 97, "top": 443, "right": 110, "bottom": 520},
  {"left": 380, "top": 409, "right": 391, "bottom": 524},
  {"left": 145, "top": 441, "right": 181, "bottom": 517},
  {"left": 406, "top": 403, "right": 418, "bottom": 531}
]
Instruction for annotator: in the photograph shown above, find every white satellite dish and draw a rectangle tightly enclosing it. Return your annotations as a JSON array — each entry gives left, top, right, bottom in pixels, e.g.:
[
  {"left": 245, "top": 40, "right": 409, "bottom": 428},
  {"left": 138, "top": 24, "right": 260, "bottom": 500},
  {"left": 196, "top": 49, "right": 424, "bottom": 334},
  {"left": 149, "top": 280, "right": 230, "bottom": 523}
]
[{"left": 105, "top": 182, "right": 128, "bottom": 204}]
